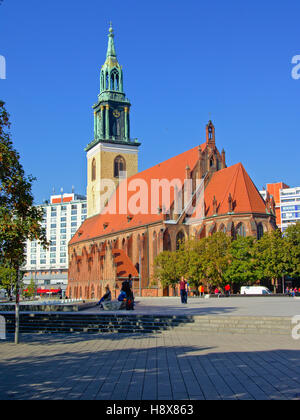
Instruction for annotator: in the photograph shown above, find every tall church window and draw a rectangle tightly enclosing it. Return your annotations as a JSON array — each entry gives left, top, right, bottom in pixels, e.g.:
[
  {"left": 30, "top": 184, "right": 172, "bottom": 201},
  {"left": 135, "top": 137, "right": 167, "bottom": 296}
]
[
  {"left": 236, "top": 223, "right": 246, "bottom": 237},
  {"left": 114, "top": 155, "right": 126, "bottom": 178},
  {"left": 91, "top": 158, "right": 96, "bottom": 181},
  {"left": 219, "top": 224, "right": 226, "bottom": 233},
  {"left": 153, "top": 232, "right": 158, "bottom": 259},
  {"left": 105, "top": 72, "right": 109, "bottom": 90},
  {"left": 176, "top": 231, "right": 185, "bottom": 250},
  {"left": 163, "top": 230, "right": 172, "bottom": 251},
  {"left": 101, "top": 71, "right": 106, "bottom": 92},
  {"left": 257, "top": 223, "right": 264, "bottom": 240},
  {"left": 111, "top": 69, "right": 119, "bottom": 91}
]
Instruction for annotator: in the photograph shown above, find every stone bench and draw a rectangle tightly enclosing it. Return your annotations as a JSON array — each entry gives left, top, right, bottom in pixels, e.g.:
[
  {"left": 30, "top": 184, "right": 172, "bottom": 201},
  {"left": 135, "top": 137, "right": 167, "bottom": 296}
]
[{"left": 102, "top": 300, "right": 126, "bottom": 311}]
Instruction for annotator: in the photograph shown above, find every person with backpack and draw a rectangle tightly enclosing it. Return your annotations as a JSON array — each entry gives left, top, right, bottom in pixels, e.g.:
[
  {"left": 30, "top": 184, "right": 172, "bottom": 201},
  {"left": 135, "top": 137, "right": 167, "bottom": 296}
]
[{"left": 121, "top": 278, "right": 135, "bottom": 310}]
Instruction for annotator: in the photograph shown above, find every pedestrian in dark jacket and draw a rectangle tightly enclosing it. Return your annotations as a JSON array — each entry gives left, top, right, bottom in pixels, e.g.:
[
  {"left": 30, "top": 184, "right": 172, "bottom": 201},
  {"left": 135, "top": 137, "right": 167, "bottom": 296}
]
[{"left": 179, "top": 277, "right": 188, "bottom": 304}]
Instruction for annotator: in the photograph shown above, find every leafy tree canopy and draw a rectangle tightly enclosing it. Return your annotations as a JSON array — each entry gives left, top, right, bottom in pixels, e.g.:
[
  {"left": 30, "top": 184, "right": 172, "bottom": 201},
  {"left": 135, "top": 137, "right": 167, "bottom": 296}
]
[{"left": 0, "top": 101, "right": 48, "bottom": 273}]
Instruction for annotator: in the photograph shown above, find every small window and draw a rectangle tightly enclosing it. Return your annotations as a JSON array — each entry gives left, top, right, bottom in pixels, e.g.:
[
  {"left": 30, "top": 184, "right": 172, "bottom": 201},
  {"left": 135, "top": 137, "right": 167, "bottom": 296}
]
[
  {"left": 91, "top": 158, "right": 96, "bottom": 181},
  {"left": 114, "top": 155, "right": 126, "bottom": 178}
]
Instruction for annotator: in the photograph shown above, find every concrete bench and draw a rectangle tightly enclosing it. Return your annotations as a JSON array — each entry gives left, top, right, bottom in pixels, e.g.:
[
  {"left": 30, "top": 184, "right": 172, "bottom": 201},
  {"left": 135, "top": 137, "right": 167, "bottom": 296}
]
[{"left": 102, "top": 300, "right": 126, "bottom": 311}]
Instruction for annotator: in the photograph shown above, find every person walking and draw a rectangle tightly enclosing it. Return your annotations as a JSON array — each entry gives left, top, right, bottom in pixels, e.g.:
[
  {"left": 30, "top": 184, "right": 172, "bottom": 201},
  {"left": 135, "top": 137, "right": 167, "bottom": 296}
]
[
  {"left": 179, "top": 277, "right": 188, "bottom": 304},
  {"left": 128, "top": 274, "right": 133, "bottom": 288},
  {"left": 225, "top": 284, "right": 231, "bottom": 297},
  {"left": 214, "top": 287, "right": 221, "bottom": 298},
  {"left": 199, "top": 284, "right": 204, "bottom": 297}
]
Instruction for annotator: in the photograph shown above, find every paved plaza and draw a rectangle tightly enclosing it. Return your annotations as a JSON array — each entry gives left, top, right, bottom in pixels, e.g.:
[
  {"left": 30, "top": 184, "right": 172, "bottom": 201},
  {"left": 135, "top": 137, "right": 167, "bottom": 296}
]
[
  {"left": 0, "top": 330, "right": 300, "bottom": 400},
  {"left": 84, "top": 296, "right": 300, "bottom": 317}
]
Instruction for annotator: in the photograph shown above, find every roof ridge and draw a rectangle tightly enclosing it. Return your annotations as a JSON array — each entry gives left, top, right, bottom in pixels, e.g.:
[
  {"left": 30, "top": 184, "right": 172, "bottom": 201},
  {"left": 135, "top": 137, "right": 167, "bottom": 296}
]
[
  {"left": 214, "top": 163, "right": 241, "bottom": 210},
  {"left": 237, "top": 163, "right": 254, "bottom": 212},
  {"left": 134, "top": 144, "right": 203, "bottom": 179},
  {"left": 240, "top": 164, "right": 267, "bottom": 211}
]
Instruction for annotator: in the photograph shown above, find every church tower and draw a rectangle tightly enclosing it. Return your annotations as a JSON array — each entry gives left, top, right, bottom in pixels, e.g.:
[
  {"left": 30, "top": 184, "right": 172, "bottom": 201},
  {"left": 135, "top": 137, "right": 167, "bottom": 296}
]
[{"left": 85, "top": 24, "right": 140, "bottom": 217}]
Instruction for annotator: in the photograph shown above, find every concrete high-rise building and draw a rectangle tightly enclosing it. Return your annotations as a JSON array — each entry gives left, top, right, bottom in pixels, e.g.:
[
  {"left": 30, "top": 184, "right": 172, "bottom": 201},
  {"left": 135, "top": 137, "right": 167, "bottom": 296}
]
[
  {"left": 260, "top": 183, "right": 300, "bottom": 232},
  {"left": 22, "top": 192, "right": 87, "bottom": 294},
  {"left": 259, "top": 182, "right": 289, "bottom": 230}
]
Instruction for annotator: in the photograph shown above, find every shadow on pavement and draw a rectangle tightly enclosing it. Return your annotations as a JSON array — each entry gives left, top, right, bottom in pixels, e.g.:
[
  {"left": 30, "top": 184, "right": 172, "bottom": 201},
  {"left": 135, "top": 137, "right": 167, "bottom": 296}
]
[{"left": 0, "top": 336, "right": 300, "bottom": 400}]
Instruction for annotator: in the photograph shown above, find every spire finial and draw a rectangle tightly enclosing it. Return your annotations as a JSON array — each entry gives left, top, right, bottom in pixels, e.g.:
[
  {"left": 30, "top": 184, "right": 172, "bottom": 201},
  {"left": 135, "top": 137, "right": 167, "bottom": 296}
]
[{"left": 106, "top": 22, "right": 116, "bottom": 58}]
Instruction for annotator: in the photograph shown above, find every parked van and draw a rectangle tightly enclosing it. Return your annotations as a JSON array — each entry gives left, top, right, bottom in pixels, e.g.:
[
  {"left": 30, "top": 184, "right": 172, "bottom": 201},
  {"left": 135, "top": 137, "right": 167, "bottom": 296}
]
[{"left": 241, "top": 286, "right": 272, "bottom": 295}]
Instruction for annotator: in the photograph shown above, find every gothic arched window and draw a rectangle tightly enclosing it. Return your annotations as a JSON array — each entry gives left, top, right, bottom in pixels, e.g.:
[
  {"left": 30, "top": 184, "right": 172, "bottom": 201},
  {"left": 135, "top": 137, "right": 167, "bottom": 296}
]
[
  {"left": 153, "top": 232, "right": 158, "bottom": 259},
  {"left": 257, "top": 223, "right": 264, "bottom": 240},
  {"left": 105, "top": 72, "right": 109, "bottom": 90},
  {"left": 91, "top": 158, "right": 96, "bottom": 181},
  {"left": 100, "top": 71, "right": 104, "bottom": 92},
  {"left": 111, "top": 69, "right": 119, "bottom": 91},
  {"left": 219, "top": 224, "right": 226, "bottom": 233},
  {"left": 163, "top": 230, "right": 171, "bottom": 252},
  {"left": 114, "top": 155, "right": 126, "bottom": 178},
  {"left": 236, "top": 223, "right": 246, "bottom": 237},
  {"left": 176, "top": 231, "right": 185, "bottom": 250}
]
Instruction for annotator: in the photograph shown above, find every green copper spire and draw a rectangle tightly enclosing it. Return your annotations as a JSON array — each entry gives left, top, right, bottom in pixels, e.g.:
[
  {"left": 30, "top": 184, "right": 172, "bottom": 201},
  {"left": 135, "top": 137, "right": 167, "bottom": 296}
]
[
  {"left": 85, "top": 24, "right": 141, "bottom": 152},
  {"left": 100, "top": 24, "right": 123, "bottom": 94},
  {"left": 106, "top": 23, "right": 117, "bottom": 58}
]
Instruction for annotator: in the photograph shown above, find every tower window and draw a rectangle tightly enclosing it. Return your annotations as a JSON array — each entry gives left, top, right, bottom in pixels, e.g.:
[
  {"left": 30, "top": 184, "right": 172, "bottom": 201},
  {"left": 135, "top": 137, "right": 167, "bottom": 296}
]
[
  {"left": 100, "top": 71, "right": 104, "bottom": 92},
  {"left": 114, "top": 155, "right": 126, "bottom": 178},
  {"left": 106, "top": 72, "right": 109, "bottom": 90},
  {"left": 110, "top": 69, "right": 119, "bottom": 91},
  {"left": 91, "top": 158, "right": 96, "bottom": 181}
]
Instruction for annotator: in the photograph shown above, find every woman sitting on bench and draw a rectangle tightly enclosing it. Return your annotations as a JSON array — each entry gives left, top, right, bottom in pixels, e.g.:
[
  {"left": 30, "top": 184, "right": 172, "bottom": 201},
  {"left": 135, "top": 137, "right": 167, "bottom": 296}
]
[{"left": 97, "top": 285, "right": 111, "bottom": 308}]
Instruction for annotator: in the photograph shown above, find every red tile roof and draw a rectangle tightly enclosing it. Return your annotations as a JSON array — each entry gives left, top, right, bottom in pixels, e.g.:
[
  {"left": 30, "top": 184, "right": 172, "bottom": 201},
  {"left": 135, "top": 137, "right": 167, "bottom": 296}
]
[
  {"left": 70, "top": 144, "right": 205, "bottom": 244},
  {"left": 70, "top": 149, "right": 266, "bottom": 245},
  {"left": 204, "top": 163, "right": 266, "bottom": 217}
]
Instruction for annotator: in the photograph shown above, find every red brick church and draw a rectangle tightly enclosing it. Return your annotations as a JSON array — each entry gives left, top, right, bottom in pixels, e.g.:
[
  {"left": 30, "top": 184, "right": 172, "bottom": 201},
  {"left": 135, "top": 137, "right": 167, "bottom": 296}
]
[{"left": 66, "top": 26, "right": 276, "bottom": 299}]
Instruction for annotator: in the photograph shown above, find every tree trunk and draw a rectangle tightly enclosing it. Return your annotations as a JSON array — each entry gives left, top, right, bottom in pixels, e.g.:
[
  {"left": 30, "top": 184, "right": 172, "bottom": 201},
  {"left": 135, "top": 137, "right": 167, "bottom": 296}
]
[{"left": 14, "top": 267, "right": 20, "bottom": 345}]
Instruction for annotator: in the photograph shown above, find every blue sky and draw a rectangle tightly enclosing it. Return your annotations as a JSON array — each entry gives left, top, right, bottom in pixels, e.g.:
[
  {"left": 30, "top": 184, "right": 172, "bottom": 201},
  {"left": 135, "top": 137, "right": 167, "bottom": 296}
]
[{"left": 0, "top": 0, "right": 300, "bottom": 204}]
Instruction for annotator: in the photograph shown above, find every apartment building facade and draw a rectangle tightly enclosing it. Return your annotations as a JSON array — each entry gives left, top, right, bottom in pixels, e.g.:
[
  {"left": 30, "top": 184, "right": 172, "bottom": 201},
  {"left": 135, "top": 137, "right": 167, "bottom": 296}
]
[
  {"left": 260, "top": 183, "right": 300, "bottom": 232},
  {"left": 22, "top": 193, "right": 87, "bottom": 294}
]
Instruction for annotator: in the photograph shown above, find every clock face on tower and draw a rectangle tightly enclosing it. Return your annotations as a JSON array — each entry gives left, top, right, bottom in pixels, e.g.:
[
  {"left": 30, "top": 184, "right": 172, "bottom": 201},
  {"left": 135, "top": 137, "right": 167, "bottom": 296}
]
[{"left": 113, "top": 109, "right": 121, "bottom": 118}]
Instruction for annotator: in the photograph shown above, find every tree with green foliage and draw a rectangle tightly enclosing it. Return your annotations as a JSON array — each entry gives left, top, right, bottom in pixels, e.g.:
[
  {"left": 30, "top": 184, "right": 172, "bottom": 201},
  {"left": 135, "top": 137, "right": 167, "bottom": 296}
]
[
  {"left": 177, "top": 238, "right": 206, "bottom": 291},
  {"left": 0, "top": 101, "right": 48, "bottom": 343},
  {"left": 23, "top": 278, "right": 37, "bottom": 299},
  {"left": 254, "top": 229, "right": 289, "bottom": 293},
  {"left": 224, "top": 235, "right": 257, "bottom": 289},
  {"left": 154, "top": 251, "right": 181, "bottom": 295},
  {"left": 0, "top": 264, "right": 17, "bottom": 298},
  {"left": 284, "top": 222, "right": 300, "bottom": 279},
  {"left": 201, "top": 232, "right": 232, "bottom": 291}
]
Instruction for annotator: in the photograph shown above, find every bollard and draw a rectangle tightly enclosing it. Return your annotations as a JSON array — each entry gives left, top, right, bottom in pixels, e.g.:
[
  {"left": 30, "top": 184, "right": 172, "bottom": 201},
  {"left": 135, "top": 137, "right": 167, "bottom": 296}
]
[{"left": 0, "top": 315, "right": 6, "bottom": 340}]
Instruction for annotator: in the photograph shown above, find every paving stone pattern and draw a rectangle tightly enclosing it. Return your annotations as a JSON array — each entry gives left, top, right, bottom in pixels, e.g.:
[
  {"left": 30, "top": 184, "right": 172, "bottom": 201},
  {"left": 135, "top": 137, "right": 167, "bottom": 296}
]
[{"left": 0, "top": 331, "right": 300, "bottom": 400}]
